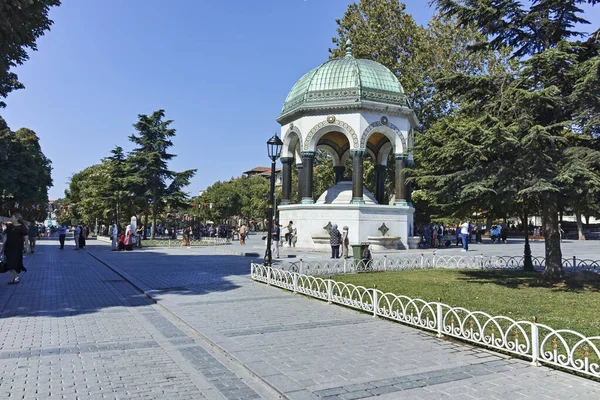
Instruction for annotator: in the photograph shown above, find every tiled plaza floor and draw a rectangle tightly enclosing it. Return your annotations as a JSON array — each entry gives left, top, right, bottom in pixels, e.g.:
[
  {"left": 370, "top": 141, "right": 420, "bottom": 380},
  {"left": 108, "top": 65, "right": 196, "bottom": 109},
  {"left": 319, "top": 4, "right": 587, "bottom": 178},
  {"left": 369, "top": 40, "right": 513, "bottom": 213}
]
[{"left": 1, "top": 239, "right": 599, "bottom": 399}]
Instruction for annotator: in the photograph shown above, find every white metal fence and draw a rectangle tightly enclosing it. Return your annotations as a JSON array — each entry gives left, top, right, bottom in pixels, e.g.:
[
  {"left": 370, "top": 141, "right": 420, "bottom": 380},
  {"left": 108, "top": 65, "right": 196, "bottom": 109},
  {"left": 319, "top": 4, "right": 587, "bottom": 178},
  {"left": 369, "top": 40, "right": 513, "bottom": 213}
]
[
  {"left": 251, "top": 263, "right": 600, "bottom": 379},
  {"left": 273, "top": 254, "right": 600, "bottom": 276}
]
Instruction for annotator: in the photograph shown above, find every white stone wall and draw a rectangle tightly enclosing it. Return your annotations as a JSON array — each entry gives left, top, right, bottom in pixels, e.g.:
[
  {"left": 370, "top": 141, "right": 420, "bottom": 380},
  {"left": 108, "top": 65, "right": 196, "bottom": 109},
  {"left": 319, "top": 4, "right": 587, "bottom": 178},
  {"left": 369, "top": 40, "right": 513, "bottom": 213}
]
[{"left": 278, "top": 203, "right": 414, "bottom": 251}]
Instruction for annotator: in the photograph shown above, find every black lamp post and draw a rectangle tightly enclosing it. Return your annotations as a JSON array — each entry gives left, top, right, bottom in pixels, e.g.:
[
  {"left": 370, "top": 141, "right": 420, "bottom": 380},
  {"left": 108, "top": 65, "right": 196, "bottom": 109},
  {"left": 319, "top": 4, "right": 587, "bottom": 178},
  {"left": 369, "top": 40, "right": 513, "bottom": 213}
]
[{"left": 265, "top": 133, "right": 283, "bottom": 266}]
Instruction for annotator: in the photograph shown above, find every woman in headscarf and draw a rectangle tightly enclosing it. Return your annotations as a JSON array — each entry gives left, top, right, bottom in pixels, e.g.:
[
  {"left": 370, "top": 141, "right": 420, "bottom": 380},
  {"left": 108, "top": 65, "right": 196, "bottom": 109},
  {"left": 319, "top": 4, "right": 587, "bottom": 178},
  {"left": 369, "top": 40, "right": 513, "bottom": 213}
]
[
  {"left": 3, "top": 214, "right": 28, "bottom": 284},
  {"left": 124, "top": 225, "right": 134, "bottom": 251},
  {"left": 329, "top": 224, "right": 342, "bottom": 259}
]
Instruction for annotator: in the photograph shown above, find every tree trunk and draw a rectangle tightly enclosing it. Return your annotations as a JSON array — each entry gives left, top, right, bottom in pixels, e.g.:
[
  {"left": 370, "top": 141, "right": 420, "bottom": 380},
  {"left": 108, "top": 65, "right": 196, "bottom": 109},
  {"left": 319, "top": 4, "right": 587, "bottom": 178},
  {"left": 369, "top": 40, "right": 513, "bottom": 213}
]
[
  {"left": 151, "top": 191, "right": 157, "bottom": 240},
  {"left": 575, "top": 209, "right": 585, "bottom": 240},
  {"left": 144, "top": 202, "right": 149, "bottom": 240},
  {"left": 542, "top": 192, "right": 564, "bottom": 281},
  {"left": 485, "top": 216, "right": 493, "bottom": 238},
  {"left": 523, "top": 208, "right": 533, "bottom": 271}
]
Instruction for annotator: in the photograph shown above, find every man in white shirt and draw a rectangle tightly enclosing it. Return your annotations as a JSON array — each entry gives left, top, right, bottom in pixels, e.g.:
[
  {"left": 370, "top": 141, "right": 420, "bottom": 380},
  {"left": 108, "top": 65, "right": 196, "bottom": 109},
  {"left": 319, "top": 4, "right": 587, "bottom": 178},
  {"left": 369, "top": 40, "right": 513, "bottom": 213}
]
[{"left": 461, "top": 221, "right": 470, "bottom": 252}]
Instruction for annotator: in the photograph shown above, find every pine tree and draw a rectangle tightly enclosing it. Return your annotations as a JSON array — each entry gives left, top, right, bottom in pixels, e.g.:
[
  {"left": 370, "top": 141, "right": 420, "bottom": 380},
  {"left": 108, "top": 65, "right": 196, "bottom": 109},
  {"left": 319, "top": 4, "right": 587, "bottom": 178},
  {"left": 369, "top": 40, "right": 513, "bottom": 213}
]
[
  {"left": 128, "top": 110, "right": 196, "bottom": 239},
  {"left": 429, "top": 0, "right": 600, "bottom": 280}
]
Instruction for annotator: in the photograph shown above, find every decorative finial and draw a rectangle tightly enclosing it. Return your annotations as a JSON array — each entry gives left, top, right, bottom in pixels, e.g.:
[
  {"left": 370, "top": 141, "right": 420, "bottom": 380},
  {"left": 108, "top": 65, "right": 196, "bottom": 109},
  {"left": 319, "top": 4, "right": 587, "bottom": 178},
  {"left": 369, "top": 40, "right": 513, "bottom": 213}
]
[{"left": 345, "top": 39, "right": 353, "bottom": 58}]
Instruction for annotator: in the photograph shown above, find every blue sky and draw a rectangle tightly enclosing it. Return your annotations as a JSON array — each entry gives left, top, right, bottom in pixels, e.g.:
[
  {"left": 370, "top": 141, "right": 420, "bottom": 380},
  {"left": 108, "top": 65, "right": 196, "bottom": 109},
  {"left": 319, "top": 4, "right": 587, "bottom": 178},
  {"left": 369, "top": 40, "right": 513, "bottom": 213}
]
[{"left": 2, "top": 0, "right": 598, "bottom": 200}]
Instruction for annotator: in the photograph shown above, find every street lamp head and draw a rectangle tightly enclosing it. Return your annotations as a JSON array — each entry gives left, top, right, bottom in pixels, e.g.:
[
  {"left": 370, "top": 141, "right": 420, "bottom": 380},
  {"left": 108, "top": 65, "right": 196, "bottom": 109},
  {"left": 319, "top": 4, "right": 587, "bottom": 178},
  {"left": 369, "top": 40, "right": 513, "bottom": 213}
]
[{"left": 267, "top": 133, "right": 283, "bottom": 161}]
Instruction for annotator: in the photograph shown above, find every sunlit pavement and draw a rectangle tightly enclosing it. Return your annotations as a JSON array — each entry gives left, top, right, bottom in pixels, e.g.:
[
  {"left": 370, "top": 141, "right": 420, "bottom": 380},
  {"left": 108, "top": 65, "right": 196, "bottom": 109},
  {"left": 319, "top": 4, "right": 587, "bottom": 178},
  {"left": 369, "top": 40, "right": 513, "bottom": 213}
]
[{"left": 1, "top": 240, "right": 599, "bottom": 399}]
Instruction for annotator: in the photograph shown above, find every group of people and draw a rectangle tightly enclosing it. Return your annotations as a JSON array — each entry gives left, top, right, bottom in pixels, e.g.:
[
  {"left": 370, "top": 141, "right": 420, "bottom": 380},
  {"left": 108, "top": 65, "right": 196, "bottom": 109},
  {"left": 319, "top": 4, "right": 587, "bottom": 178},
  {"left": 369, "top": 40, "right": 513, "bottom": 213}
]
[
  {"left": 417, "top": 221, "right": 510, "bottom": 250},
  {"left": 267, "top": 220, "right": 297, "bottom": 258},
  {"left": 110, "top": 223, "right": 138, "bottom": 251}
]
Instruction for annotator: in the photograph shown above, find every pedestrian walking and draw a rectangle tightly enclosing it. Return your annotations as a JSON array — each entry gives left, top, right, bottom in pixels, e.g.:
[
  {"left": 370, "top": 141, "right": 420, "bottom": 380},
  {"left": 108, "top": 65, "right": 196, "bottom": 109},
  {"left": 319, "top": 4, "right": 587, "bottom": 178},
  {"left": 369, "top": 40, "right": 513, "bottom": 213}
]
[
  {"left": 239, "top": 224, "right": 247, "bottom": 245},
  {"left": 79, "top": 225, "right": 86, "bottom": 249},
  {"left": 329, "top": 224, "right": 342, "bottom": 259},
  {"left": 3, "top": 214, "right": 28, "bottom": 284},
  {"left": 111, "top": 223, "right": 118, "bottom": 251},
  {"left": 461, "top": 220, "right": 470, "bottom": 252},
  {"left": 73, "top": 225, "right": 81, "bottom": 250},
  {"left": 285, "top": 221, "right": 294, "bottom": 247},
  {"left": 272, "top": 220, "right": 280, "bottom": 258},
  {"left": 28, "top": 223, "right": 39, "bottom": 253},
  {"left": 58, "top": 224, "right": 67, "bottom": 249},
  {"left": 341, "top": 226, "right": 350, "bottom": 259}
]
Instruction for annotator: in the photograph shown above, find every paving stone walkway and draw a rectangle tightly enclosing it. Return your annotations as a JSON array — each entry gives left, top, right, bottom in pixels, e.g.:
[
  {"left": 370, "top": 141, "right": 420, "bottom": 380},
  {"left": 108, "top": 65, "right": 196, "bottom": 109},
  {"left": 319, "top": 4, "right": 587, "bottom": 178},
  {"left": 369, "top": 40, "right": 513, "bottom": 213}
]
[{"left": 1, "top": 240, "right": 599, "bottom": 399}]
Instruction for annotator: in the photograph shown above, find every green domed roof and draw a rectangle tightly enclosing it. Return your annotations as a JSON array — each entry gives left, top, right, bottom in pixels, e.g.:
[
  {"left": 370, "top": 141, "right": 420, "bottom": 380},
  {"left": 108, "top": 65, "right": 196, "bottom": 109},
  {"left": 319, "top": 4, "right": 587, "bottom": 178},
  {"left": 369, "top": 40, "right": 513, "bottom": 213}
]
[{"left": 280, "top": 41, "right": 408, "bottom": 118}]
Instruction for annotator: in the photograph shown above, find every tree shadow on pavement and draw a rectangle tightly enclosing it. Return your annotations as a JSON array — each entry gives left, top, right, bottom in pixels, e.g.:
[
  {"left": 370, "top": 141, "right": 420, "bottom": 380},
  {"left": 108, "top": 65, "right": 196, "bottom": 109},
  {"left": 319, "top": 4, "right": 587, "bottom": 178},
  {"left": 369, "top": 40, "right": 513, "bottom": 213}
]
[{"left": 0, "top": 241, "right": 257, "bottom": 319}]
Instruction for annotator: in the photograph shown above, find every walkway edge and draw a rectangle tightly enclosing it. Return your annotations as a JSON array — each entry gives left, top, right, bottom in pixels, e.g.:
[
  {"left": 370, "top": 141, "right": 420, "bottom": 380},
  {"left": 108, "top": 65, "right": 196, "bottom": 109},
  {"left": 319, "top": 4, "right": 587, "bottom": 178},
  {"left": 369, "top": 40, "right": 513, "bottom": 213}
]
[{"left": 84, "top": 250, "right": 288, "bottom": 400}]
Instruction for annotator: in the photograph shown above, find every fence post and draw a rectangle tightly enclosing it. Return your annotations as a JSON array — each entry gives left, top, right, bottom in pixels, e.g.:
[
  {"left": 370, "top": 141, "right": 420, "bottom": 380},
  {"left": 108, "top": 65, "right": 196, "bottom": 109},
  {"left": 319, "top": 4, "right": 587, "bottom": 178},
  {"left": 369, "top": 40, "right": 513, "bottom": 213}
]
[
  {"left": 327, "top": 277, "right": 333, "bottom": 304},
  {"left": 343, "top": 258, "right": 347, "bottom": 274},
  {"left": 573, "top": 255, "right": 576, "bottom": 269},
  {"left": 293, "top": 272, "right": 298, "bottom": 293},
  {"left": 384, "top": 255, "right": 387, "bottom": 271},
  {"left": 299, "top": 259, "right": 303, "bottom": 275},
  {"left": 530, "top": 316, "right": 541, "bottom": 366},
  {"left": 433, "top": 251, "right": 437, "bottom": 267},
  {"left": 480, "top": 254, "right": 484, "bottom": 269},
  {"left": 421, "top": 253, "right": 424, "bottom": 268},
  {"left": 267, "top": 267, "right": 271, "bottom": 286},
  {"left": 436, "top": 297, "right": 443, "bottom": 338},
  {"left": 250, "top": 261, "right": 254, "bottom": 278},
  {"left": 373, "top": 285, "right": 378, "bottom": 317}
]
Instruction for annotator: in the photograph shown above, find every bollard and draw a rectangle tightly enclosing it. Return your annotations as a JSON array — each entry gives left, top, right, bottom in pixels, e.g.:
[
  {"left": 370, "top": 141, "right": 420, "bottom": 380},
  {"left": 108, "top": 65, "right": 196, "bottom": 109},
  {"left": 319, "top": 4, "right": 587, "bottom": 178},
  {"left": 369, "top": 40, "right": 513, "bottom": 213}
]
[
  {"left": 420, "top": 253, "right": 424, "bottom": 268},
  {"left": 530, "top": 316, "right": 541, "bottom": 366},
  {"left": 436, "top": 297, "right": 443, "bottom": 338},
  {"left": 327, "top": 277, "right": 333, "bottom": 304},
  {"left": 299, "top": 259, "right": 303, "bottom": 275},
  {"left": 343, "top": 258, "right": 347, "bottom": 274},
  {"left": 433, "top": 251, "right": 437, "bottom": 268},
  {"left": 383, "top": 255, "right": 387, "bottom": 271},
  {"left": 480, "top": 254, "right": 484, "bottom": 269},
  {"left": 373, "top": 284, "right": 378, "bottom": 317},
  {"left": 267, "top": 267, "right": 271, "bottom": 285}
]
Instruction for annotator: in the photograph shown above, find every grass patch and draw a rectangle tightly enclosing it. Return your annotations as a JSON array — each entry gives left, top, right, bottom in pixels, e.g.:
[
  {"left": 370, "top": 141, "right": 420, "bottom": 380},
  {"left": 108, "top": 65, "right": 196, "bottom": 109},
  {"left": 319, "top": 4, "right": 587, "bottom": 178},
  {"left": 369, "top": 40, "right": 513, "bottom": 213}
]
[{"left": 332, "top": 269, "right": 600, "bottom": 337}]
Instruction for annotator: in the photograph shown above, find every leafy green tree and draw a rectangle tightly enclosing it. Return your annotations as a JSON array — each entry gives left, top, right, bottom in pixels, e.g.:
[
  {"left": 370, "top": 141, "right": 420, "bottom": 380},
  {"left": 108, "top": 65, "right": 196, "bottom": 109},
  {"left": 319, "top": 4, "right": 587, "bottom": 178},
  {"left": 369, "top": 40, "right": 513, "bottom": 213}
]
[
  {"left": 128, "top": 110, "right": 196, "bottom": 238},
  {"left": 0, "top": 120, "right": 52, "bottom": 221},
  {"left": 0, "top": 0, "right": 61, "bottom": 107}
]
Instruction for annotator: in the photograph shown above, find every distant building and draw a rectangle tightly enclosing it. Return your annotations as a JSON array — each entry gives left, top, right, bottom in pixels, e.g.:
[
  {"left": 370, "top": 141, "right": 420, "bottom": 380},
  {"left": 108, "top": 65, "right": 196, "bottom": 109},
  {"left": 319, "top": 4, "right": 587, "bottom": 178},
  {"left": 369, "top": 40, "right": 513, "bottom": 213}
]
[{"left": 243, "top": 166, "right": 282, "bottom": 187}]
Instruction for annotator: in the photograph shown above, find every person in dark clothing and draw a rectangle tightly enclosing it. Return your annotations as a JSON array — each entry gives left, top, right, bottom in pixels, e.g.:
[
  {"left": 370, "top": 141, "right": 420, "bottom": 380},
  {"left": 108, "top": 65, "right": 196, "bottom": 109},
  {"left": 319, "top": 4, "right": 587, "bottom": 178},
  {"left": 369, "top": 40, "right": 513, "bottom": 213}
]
[
  {"left": 3, "top": 214, "right": 28, "bottom": 284},
  {"left": 79, "top": 225, "right": 86, "bottom": 249},
  {"left": 329, "top": 224, "right": 342, "bottom": 259},
  {"left": 58, "top": 224, "right": 67, "bottom": 249}
]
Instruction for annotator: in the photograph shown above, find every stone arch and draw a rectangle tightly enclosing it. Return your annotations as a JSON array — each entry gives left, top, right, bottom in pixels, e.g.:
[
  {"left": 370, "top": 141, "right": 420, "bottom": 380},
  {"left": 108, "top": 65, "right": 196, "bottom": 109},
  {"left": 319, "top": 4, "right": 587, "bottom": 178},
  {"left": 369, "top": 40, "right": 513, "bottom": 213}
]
[
  {"left": 304, "top": 119, "right": 359, "bottom": 151},
  {"left": 316, "top": 144, "right": 342, "bottom": 166},
  {"left": 281, "top": 124, "right": 302, "bottom": 158},
  {"left": 377, "top": 142, "right": 393, "bottom": 166},
  {"left": 360, "top": 120, "right": 407, "bottom": 154},
  {"left": 340, "top": 146, "right": 376, "bottom": 166}
]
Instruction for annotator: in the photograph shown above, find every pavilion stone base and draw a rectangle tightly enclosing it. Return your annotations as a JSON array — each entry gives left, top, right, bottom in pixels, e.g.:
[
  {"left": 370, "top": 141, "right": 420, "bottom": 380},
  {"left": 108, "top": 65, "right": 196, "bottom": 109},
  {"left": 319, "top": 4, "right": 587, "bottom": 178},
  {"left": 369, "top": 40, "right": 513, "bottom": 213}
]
[{"left": 278, "top": 203, "right": 414, "bottom": 251}]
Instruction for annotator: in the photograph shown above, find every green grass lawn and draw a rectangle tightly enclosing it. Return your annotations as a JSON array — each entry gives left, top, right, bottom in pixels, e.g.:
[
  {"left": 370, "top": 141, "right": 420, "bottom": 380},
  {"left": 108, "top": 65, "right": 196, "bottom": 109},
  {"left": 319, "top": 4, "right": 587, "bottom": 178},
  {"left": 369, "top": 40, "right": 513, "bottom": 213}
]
[{"left": 332, "top": 269, "right": 600, "bottom": 338}]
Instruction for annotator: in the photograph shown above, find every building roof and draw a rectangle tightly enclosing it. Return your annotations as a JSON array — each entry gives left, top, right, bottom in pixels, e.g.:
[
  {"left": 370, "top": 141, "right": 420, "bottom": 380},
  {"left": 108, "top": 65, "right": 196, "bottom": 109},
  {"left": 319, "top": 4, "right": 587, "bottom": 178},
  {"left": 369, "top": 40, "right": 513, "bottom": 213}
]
[
  {"left": 243, "top": 166, "right": 281, "bottom": 178},
  {"left": 280, "top": 40, "right": 408, "bottom": 119}
]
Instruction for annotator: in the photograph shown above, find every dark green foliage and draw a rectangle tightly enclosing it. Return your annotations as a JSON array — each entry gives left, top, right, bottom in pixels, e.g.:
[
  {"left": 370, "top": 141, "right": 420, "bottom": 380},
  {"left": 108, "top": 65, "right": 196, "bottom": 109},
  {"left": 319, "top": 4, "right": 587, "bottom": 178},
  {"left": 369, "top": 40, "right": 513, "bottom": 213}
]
[
  {"left": 420, "top": 0, "right": 600, "bottom": 280},
  {"left": 0, "top": 118, "right": 52, "bottom": 221},
  {"left": 0, "top": 0, "right": 61, "bottom": 107}
]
